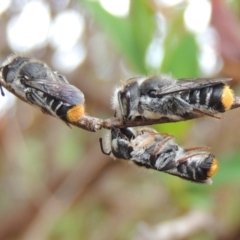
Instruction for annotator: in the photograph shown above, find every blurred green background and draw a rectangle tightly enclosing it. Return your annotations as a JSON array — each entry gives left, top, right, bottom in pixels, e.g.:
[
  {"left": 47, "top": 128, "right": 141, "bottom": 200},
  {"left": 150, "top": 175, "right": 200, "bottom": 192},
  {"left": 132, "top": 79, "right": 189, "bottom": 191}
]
[{"left": 0, "top": 0, "right": 240, "bottom": 239}]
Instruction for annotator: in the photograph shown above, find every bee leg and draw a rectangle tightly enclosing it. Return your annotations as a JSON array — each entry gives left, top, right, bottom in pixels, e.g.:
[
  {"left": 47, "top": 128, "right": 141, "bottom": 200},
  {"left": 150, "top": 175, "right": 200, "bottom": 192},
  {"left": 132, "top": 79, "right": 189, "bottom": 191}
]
[
  {"left": 184, "top": 146, "right": 210, "bottom": 152},
  {"left": 193, "top": 108, "right": 222, "bottom": 119},
  {"left": 26, "top": 89, "right": 48, "bottom": 107},
  {"left": 136, "top": 127, "right": 157, "bottom": 135},
  {"left": 26, "top": 89, "right": 72, "bottom": 128},
  {"left": 99, "top": 138, "right": 111, "bottom": 155},
  {"left": 150, "top": 135, "right": 175, "bottom": 158},
  {"left": 149, "top": 136, "right": 177, "bottom": 171},
  {"left": 150, "top": 151, "right": 178, "bottom": 171},
  {"left": 25, "top": 90, "right": 35, "bottom": 104},
  {"left": 40, "top": 107, "right": 52, "bottom": 116},
  {"left": 26, "top": 90, "right": 53, "bottom": 115}
]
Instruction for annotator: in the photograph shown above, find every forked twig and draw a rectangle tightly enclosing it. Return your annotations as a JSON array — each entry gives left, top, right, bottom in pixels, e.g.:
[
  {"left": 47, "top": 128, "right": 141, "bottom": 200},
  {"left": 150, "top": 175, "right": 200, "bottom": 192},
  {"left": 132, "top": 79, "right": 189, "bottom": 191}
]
[
  {"left": 1, "top": 77, "right": 240, "bottom": 132},
  {"left": 76, "top": 96, "right": 240, "bottom": 131}
]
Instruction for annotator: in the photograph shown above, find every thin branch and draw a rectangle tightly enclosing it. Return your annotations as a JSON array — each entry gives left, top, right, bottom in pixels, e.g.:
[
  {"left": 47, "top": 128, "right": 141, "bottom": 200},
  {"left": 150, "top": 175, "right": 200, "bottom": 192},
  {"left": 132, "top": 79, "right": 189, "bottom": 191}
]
[
  {"left": 77, "top": 96, "right": 240, "bottom": 131},
  {"left": 71, "top": 115, "right": 103, "bottom": 132},
  {"left": 231, "top": 96, "right": 240, "bottom": 109},
  {"left": 1, "top": 77, "right": 240, "bottom": 132},
  {"left": 132, "top": 210, "right": 214, "bottom": 240}
]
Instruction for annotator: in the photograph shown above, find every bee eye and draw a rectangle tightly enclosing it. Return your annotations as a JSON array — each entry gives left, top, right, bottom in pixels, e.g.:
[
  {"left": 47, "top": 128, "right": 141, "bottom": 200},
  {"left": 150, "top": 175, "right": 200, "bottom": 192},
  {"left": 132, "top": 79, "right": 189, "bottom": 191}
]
[{"left": 2, "top": 65, "right": 14, "bottom": 83}]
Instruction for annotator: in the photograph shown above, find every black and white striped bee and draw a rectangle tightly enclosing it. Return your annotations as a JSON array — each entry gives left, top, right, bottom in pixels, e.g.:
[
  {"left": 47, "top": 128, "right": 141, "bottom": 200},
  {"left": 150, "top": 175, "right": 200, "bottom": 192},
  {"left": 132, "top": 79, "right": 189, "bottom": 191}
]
[
  {"left": 0, "top": 54, "right": 85, "bottom": 124},
  {"left": 112, "top": 75, "right": 234, "bottom": 122},
  {"left": 100, "top": 127, "right": 218, "bottom": 184}
]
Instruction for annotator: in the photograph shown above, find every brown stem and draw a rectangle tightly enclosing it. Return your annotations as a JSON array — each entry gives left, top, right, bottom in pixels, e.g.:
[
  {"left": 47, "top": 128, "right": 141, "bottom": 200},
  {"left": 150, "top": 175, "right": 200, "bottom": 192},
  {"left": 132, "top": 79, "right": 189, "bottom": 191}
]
[
  {"left": 81, "top": 96, "right": 240, "bottom": 131},
  {"left": 1, "top": 78, "right": 240, "bottom": 132}
]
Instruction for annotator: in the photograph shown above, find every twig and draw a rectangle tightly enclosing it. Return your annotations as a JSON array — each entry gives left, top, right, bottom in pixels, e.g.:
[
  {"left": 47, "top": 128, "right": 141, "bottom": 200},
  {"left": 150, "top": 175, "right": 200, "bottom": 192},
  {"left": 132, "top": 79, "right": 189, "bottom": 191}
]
[
  {"left": 76, "top": 96, "right": 240, "bottom": 131},
  {"left": 71, "top": 115, "right": 103, "bottom": 132},
  {"left": 1, "top": 77, "right": 240, "bottom": 132},
  {"left": 132, "top": 210, "right": 214, "bottom": 240}
]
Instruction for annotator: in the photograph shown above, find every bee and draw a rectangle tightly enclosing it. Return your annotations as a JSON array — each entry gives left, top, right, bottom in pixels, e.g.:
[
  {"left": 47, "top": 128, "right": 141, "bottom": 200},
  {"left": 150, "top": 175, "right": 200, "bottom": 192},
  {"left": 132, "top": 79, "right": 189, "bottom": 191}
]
[
  {"left": 0, "top": 54, "right": 85, "bottom": 124},
  {"left": 100, "top": 127, "right": 218, "bottom": 184},
  {"left": 112, "top": 74, "right": 234, "bottom": 122}
]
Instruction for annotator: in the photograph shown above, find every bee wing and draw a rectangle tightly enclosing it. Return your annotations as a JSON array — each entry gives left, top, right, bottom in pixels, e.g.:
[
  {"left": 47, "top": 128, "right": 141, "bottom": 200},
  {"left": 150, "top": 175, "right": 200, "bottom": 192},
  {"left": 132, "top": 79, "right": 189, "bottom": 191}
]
[
  {"left": 25, "top": 79, "right": 85, "bottom": 105},
  {"left": 153, "top": 78, "right": 232, "bottom": 96}
]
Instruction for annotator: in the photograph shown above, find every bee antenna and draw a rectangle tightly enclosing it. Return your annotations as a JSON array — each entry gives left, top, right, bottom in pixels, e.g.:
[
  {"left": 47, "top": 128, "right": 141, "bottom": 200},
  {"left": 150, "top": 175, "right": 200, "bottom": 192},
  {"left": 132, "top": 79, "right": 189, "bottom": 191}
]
[
  {"left": 0, "top": 85, "right": 4, "bottom": 97},
  {"left": 0, "top": 67, "right": 5, "bottom": 96},
  {"left": 99, "top": 138, "right": 111, "bottom": 155}
]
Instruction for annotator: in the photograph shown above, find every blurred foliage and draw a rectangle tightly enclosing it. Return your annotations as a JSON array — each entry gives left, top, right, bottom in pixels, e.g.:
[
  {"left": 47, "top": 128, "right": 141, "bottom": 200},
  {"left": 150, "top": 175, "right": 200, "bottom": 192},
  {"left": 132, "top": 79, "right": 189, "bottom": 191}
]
[
  {"left": 230, "top": 0, "right": 240, "bottom": 17},
  {"left": 0, "top": 0, "right": 240, "bottom": 240},
  {"left": 82, "top": 0, "right": 156, "bottom": 74},
  {"left": 160, "top": 14, "right": 199, "bottom": 77},
  {"left": 82, "top": 0, "right": 196, "bottom": 141}
]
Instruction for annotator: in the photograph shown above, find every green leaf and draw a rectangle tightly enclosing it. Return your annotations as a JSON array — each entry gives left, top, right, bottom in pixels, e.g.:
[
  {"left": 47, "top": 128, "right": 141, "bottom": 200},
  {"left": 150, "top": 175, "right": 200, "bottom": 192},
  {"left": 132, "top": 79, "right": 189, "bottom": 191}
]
[
  {"left": 81, "top": 0, "right": 156, "bottom": 73},
  {"left": 161, "top": 14, "right": 199, "bottom": 77},
  {"left": 154, "top": 121, "right": 192, "bottom": 142}
]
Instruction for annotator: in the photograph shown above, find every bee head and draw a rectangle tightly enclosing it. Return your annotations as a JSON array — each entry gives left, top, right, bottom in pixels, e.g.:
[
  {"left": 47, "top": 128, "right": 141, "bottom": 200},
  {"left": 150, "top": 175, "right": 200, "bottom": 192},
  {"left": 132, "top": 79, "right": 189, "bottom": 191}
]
[
  {"left": 119, "top": 81, "right": 140, "bottom": 121},
  {"left": 1, "top": 55, "right": 30, "bottom": 83}
]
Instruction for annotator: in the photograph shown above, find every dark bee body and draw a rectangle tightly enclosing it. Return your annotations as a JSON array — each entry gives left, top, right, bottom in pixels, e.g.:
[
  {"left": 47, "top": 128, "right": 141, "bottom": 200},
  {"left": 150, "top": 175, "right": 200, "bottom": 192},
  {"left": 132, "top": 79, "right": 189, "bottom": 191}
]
[
  {"left": 112, "top": 75, "right": 234, "bottom": 121},
  {"left": 100, "top": 127, "right": 218, "bottom": 184},
  {"left": 179, "top": 84, "right": 228, "bottom": 116},
  {"left": 0, "top": 54, "right": 85, "bottom": 124},
  {"left": 169, "top": 154, "right": 215, "bottom": 182}
]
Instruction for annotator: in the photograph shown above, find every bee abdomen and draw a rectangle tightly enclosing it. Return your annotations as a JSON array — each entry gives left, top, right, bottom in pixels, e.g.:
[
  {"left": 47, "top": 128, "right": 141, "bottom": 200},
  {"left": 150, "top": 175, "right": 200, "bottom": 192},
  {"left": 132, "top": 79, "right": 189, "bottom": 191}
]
[
  {"left": 41, "top": 92, "right": 85, "bottom": 123},
  {"left": 55, "top": 104, "right": 72, "bottom": 120},
  {"left": 180, "top": 84, "right": 234, "bottom": 112},
  {"left": 177, "top": 154, "right": 218, "bottom": 182}
]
